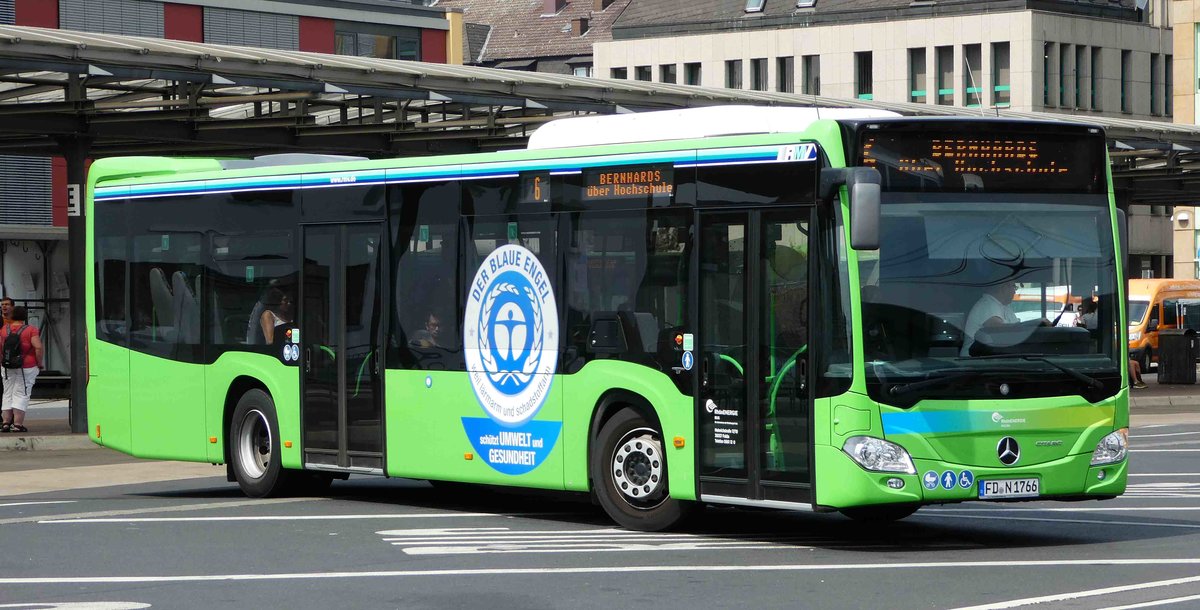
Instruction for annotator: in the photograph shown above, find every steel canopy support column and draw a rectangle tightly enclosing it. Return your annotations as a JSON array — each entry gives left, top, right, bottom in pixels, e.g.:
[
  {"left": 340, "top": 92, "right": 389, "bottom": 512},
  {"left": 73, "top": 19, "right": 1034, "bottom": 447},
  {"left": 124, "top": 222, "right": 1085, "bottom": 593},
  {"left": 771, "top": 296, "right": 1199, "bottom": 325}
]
[{"left": 60, "top": 136, "right": 90, "bottom": 433}]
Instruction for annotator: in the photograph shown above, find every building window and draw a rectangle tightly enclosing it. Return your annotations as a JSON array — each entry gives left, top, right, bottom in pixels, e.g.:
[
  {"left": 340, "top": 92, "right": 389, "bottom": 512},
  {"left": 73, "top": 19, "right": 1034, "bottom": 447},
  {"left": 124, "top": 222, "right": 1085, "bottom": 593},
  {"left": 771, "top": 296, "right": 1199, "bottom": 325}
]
[
  {"left": 936, "top": 45, "right": 953, "bottom": 105},
  {"left": 1091, "top": 47, "right": 1102, "bottom": 110},
  {"left": 335, "top": 27, "right": 420, "bottom": 60},
  {"left": 1151, "top": 53, "right": 1161, "bottom": 115},
  {"left": 635, "top": 65, "right": 652, "bottom": 81},
  {"left": 1166, "top": 54, "right": 1174, "bottom": 117},
  {"left": 776, "top": 56, "right": 794, "bottom": 93},
  {"left": 855, "top": 51, "right": 872, "bottom": 100},
  {"left": 611, "top": 67, "right": 627, "bottom": 79},
  {"left": 1060, "top": 43, "right": 1071, "bottom": 108},
  {"left": 751, "top": 58, "right": 767, "bottom": 91},
  {"left": 992, "top": 42, "right": 1010, "bottom": 107},
  {"left": 660, "top": 64, "right": 677, "bottom": 84},
  {"left": 963, "top": 44, "right": 982, "bottom": 107},
  {"left": 1044, "top": 42, "right": 1054, "bottom": 108},
  {"left": 908, "top": 48, "right": 927, "bottom": 103},
  {"left": 684, "top": 62, "right": 702, "bottom": 85},
  {"left": 573, "top": 65, "right": 594, "bottom": 78},
  {"left": 802, "top": 55, "right": 820, "bottom": 95},
  {"left": 1121, "top": 49, "right": 1132, "bottom": 113},
  {"left": 726, "top": 59, "right": 743, "bottom": 89},
  {"left": 1075, "top": 46, "right": 1087, "bottom": 109}
]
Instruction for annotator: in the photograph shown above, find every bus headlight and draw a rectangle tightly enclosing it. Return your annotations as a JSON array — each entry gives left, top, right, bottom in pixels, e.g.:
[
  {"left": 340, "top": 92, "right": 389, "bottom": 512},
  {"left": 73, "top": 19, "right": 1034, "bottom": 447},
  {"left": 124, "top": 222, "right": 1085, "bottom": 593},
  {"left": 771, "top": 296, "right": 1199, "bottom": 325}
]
[
  {"left": 1090, "top": 428, "right": 1129, "bottom": 466},
  {"left": 843, "top": 436, "right": 916, "bottom": 474},
  {"left": 1129, "top": 331, "right": 1141, "bottom": 342}
]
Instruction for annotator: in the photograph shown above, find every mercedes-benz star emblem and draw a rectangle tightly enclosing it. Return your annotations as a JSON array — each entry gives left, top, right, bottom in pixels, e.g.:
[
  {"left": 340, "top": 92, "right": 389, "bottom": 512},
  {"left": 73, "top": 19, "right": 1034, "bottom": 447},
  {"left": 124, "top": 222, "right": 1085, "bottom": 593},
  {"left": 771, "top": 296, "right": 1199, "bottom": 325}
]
[{"left": 997, "top": 437, "right": 1020, "bottom": 466}]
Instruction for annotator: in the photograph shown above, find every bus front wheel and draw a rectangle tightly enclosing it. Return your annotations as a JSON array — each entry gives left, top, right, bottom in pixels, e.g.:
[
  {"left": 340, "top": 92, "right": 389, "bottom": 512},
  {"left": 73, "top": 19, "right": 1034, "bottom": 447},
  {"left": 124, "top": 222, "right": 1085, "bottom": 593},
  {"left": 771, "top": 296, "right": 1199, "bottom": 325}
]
[
  {"left": 591, "top": 409, "right": 691, "bottom": 532},
  {"left": 230, "top": 389, "right": 292, "bottom": 498}
]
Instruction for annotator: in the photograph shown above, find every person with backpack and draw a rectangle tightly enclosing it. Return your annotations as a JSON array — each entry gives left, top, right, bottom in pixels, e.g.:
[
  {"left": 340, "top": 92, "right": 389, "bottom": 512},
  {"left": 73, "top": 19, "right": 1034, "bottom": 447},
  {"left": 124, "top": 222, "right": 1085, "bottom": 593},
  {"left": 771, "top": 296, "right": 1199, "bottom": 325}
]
[{"left": 0, "top": 306, "right": 43, "bottom": 433}]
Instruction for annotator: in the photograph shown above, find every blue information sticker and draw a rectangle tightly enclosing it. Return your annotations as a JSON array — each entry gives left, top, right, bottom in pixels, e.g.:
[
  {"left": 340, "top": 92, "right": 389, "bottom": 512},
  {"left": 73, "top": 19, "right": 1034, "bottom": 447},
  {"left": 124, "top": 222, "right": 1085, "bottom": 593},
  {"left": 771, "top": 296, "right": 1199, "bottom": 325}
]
[
  {"left": 958, "top": 470, "right": 975, "bottom": 489},
  {"left": 681, "top": 351, "right": 694, "bottom": 371},
  {"left": 922, "top": 470, "right": 939, "bottom": 490},
  {"left": 940, "top": 470, "right": 957, "bottom": 490}
]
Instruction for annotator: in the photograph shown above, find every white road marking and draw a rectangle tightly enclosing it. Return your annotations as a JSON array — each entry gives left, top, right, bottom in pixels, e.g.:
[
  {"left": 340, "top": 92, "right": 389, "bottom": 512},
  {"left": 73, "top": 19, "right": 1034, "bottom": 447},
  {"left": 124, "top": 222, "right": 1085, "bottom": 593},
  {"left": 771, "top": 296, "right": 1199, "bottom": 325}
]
[
  {"left": 0, "top": 500, "right": 75, "bottom": 508},
  {"left": 1121, "top": 483, "right": 1200, "bottom": 499},
  {"left": 41, "top": 512, "right": 562, "bottom": 524},
  {"left": 1, "top": 497, "right": 323, "bottom": 526},
  {"left": 0, "top": 604, "right": 150, "bottom": 609},
  {"left": 1132, "top": 449, "right": 1200, "bottom": 453},
  {"left": 1129, "top": 473, "right": 1200, "bottom": 477},
  {"left": 6, "top": 558, "right": 1200, "bottom": 585},
  {"left": 376, "top": 526, "right": 834, "bottom": 555},
  {"left": 1131, "top": 431, "right": 1200, "bottom": 439},
  {"left": 1099, "top": 593, "right": 1200, "bottom": 609},
  {"left": 921, "top": 512, "right": 1200, "bottom": 529},
  {"left": 951, "top": 574, "right": 1200, "bottom": 610}
]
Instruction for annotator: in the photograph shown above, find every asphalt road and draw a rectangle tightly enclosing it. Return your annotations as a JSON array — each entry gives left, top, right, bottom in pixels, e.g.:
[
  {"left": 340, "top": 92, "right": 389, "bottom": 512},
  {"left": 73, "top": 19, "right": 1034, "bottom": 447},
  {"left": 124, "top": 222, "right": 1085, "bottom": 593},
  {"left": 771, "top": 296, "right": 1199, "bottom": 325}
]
[{"left": 4, "top": 420, "right": 1200, "bottom": 610}]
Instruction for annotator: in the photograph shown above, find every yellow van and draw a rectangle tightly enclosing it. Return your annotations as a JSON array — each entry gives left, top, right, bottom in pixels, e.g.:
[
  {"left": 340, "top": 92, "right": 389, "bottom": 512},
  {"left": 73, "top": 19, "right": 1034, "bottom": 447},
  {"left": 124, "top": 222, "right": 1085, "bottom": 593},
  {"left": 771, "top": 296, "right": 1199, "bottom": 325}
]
[{"left": 1128, "top": 278, "right": 1200, "bottom": 370}]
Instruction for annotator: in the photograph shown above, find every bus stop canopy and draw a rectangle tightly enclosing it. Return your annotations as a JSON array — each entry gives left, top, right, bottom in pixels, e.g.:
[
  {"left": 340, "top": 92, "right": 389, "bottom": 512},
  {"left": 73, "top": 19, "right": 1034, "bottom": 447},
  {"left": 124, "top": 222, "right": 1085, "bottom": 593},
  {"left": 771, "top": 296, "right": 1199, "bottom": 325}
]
[{"left": 0, "top": 23, "right": 1193, "bottom": 204}]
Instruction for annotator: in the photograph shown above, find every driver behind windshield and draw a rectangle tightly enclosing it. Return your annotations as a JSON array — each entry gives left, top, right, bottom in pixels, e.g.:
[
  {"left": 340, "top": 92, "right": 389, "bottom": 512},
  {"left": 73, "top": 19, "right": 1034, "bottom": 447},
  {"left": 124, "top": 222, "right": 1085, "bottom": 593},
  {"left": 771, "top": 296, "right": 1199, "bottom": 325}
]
[{"left": 961, "top": 281, "right": 1024, "bottom": 356}]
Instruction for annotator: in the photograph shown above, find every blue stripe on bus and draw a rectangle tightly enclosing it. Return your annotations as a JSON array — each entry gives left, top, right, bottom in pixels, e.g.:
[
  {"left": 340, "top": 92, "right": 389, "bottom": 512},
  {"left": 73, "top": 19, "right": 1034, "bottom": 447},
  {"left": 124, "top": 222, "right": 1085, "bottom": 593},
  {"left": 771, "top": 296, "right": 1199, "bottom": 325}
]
[
  {"left": 94, "top": 144, "right": 814, "bottom": 201},
  {"left": 881, "top": 411, "right": 979, "bottom": 435}
]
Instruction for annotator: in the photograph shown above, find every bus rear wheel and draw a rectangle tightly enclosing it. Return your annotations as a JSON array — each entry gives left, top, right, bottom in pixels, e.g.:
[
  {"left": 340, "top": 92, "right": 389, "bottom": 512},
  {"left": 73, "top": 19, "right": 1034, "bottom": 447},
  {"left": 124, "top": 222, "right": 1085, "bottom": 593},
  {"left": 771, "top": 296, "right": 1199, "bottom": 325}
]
[
  {"left": 230, "top": 389, "right": 293, "bottom": 498},
  {"left": 591, "top": 409, "right": 690, "bottom": 532},
  {"left": 839, "top": 504, "right": 920, "bottom": 523}
]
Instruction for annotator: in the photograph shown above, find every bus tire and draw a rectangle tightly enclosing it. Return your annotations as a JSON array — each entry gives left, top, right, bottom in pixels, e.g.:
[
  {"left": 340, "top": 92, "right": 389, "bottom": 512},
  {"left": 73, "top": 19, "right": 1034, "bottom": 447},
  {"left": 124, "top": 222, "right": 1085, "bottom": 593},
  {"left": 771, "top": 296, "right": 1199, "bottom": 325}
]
[
  {"left": 591, "top": 408, "right": 690, "bottom": 532},
  {"left": 839, "top": 504, "right": 919, "bottom": 523},
  {"left": 230, "top": 389, "right": 293, "bottom": 498}
]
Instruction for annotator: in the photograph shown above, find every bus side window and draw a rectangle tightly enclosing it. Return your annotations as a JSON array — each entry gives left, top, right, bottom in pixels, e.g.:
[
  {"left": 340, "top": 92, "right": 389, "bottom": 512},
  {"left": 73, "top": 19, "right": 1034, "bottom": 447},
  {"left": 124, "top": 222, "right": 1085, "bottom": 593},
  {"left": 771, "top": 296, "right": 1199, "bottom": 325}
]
[
  {"left": 390, "top": 181, "right": 463, "bottom": 371},
  {"left": 95, "top": 198, "right": 129, "bottom": 345},
  {"left": 127, "top": 225, "right": 204, "bottom": 362},
  {"left": 564, "top": 210, "right": 690, "bottom": 376},
  {"left": 205, "top": 190, "right": 299, "bottom": 354}
]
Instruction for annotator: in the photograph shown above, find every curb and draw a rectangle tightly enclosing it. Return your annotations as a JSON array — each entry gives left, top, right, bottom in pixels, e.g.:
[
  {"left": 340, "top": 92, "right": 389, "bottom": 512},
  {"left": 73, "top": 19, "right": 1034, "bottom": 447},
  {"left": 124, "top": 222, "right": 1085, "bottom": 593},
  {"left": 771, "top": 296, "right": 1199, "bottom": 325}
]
[
  {"left": 1131, "top": 395, "right": 1200, "bottom": 409},
  {"left": 0, "top": 434, "right": 98, "bottom": 451}
]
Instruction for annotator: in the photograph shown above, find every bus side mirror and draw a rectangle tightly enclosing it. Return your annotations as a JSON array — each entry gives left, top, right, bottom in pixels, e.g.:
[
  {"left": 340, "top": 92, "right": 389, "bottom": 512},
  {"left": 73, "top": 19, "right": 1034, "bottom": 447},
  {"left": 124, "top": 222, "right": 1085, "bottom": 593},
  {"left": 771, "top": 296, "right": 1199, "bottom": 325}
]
[{"left": 820, "top": 167, "right": 881, "bottom": 251}]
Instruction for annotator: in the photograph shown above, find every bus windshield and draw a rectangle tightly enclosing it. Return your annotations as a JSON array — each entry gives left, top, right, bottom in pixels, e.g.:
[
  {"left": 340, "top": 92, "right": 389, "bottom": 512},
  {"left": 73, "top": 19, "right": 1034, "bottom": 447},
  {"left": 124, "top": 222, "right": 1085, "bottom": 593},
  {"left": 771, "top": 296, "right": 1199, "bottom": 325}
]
[{"left": 859, "top": 194, "right": 1120, "bottom": 404}]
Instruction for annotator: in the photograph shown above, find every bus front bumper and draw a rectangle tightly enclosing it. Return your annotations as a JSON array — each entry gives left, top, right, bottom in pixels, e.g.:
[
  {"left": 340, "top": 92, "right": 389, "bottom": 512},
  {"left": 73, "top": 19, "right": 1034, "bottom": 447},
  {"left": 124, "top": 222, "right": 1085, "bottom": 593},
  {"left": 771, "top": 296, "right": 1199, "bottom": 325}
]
[{"left": 815, "top": 444, "right": 1127, "bottom": 509}]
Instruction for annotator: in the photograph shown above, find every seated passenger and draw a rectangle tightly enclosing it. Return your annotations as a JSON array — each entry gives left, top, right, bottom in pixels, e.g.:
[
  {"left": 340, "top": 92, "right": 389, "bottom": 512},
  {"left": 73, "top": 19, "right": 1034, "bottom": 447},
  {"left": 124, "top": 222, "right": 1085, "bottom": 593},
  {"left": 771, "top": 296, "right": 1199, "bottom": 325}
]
[
  {"left": 409, "top": 313, "right": 442, "bottom": 348},
  {"left": 258, "top": 287, "right": 294, "bottom": 346}
]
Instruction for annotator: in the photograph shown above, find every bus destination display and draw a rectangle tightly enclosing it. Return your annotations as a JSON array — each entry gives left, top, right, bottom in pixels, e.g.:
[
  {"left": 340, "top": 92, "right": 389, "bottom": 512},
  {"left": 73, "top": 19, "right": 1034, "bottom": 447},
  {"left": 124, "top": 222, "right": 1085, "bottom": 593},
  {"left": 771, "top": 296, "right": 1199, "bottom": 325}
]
[
  {"left": 859, "top": 130, "right": 1104, "bottom": 193},
  {"left": 583, "top": 165, "right": 674, "bottom": 202}
]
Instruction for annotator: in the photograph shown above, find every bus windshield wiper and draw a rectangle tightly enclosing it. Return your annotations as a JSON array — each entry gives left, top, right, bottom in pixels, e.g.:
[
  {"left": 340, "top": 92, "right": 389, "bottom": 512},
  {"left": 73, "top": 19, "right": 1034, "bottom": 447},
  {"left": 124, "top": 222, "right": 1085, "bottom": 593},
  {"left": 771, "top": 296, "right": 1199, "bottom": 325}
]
[
  {"left": 888, "top": 370, "right": 981, "bottom": 398},
  {"left": 957, "top": 353, "right": 1104, "bottom": 390},
  {"left": 1020, "top": 355, "right": 1104, "bottom": 390}
]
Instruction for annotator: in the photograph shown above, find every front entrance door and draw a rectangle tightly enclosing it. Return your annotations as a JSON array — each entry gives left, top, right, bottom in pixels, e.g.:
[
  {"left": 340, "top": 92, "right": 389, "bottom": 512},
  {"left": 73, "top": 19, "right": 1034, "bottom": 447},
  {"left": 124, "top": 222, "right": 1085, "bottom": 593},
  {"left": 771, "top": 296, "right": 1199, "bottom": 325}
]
[
  {"left": 697, "top": 208, "right": 813, "bottom": 505},
  {"left": 301, "top": 223, "right": 386, "bottom": 472}
]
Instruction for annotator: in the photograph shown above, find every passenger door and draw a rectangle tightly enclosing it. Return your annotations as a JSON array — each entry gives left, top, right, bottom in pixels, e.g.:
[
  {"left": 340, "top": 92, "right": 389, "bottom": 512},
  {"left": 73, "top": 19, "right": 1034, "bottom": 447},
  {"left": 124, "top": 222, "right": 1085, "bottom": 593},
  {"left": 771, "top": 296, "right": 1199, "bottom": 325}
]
[
  {"left": 696, "top": 208, "right": 813, "bottom": 506},
  {"left": 301, "top": 223, "right": 386, "bottom": 472}
]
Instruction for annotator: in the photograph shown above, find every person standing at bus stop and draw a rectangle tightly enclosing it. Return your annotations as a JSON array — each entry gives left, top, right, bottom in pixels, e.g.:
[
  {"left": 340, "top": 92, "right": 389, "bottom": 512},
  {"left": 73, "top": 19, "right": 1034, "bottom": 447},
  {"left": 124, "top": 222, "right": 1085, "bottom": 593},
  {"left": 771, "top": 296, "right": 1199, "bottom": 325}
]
[
  {"left": 0, "top": 306, "right": 44, "bottom": 433},
  {"left": 1, "top": 297, "right": 15, "bottom": 328}
]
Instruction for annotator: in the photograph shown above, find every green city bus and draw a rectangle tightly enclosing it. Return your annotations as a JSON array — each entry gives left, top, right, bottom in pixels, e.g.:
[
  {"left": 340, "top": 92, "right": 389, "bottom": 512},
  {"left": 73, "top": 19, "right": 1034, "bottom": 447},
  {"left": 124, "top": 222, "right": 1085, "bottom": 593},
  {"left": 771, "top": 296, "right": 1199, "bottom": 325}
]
[{"left": 87, "top": 106, "right": 1129, "bottom": 531}]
